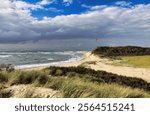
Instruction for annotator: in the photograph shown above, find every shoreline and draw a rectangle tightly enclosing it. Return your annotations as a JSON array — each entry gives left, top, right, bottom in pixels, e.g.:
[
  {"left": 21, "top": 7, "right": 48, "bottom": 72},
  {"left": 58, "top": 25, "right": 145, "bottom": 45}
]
[
  {"left": 16, "top": 51, "right": 88, "bottom": 71},
  {"left": 16, "top": 51, "right": 150, "bottom": 82}
]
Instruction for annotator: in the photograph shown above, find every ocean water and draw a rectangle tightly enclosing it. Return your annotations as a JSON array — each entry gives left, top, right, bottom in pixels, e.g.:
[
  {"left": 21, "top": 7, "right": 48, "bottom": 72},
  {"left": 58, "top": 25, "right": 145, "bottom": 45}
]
[{"left": 0, "top": 51, "right": 85, "bottom": 69}]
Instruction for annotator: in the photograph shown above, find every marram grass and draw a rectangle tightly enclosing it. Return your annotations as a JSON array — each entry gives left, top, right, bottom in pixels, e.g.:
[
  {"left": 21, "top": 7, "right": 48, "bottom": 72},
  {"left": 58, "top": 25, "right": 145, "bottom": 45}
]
[
  {"left": 0, "top": 67, "right": 150, "bottom": 98},
  {"left": 112, "top": 56, "right": 150, "bottom": 68},
  {"left": 45, "top": 76, "right": 150, "bottom": 98}
]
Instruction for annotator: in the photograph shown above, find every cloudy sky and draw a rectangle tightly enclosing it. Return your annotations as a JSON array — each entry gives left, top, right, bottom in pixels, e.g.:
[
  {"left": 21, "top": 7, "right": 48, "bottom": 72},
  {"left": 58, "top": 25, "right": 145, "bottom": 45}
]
[{"left": 0, "top": 0, "right": 150, "bottom": 51}]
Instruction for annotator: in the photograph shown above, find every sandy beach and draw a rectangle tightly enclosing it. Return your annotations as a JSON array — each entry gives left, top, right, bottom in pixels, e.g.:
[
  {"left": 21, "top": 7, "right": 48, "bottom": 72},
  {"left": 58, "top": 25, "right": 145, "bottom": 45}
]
[
  {"left": 61, "top": 52, "right": 150, "bottom": 81},
  {"left": 23, "top": 52, "right": 150, "bottom": 82}
]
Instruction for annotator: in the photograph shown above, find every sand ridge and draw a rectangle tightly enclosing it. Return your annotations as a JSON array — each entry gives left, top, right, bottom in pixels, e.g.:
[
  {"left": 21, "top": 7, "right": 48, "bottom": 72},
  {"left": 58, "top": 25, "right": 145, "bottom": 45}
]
[{"left": 60, "top": 52, "right": 150, "bottom": 82}]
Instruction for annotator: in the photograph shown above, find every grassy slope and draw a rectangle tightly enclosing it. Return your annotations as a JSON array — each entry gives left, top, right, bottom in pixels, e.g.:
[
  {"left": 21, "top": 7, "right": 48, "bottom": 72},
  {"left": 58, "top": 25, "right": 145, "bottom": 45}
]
[
  {"left": 112, "top": 56, "right": 150, "bottom": 68},
  {"left": 0, "top": 68, "right": 150, "bottom": 98},
  {"left": 45, "top": 76, "right": 150, "bottom": 98},
  {"left": 92, "top": 46, "right": 150, "bottom": 57},
  {"left": 92, "top": 46, "right": 150, "bottom": 68}
]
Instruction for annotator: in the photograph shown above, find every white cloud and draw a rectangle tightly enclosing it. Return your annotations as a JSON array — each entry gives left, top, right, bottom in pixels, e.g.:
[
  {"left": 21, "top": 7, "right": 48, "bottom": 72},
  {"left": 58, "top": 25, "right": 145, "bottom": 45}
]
[
  {"left": 90, "top": 5, "right": 108, "bottom": 10},
  {"left": 115, "top": 1, "right": 132, "bottom": 7},
  {"left": 0, "top": 0, "right": 56, "bottom": 12},
  {"left": 82, "top": 4, "right": 108, "bottom": 10},
  {"left": 63, "top": 0, "right": 73, "bottom": 6},
  {"left": 0, "top": 0, "right": 150, "bottom": 46},
  {"left": 0, "top": 0, "right": 43, "bottom": 11},
  {"left": 37, "top": 0, "right": 55, "bottom": 5},
  {"left": 14, "top": 1, "right": 42, "bottom": 10},
  {"left": 45, "top": 7, "right": 64, "bottom": 13},
  {"left": 0, "top": 0, "right": 12, "bottom": 8}
]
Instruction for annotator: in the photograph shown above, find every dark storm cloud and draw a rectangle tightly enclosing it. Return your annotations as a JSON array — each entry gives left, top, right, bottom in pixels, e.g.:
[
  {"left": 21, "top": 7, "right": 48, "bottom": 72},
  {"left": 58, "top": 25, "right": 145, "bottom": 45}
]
[{"left": 0, "top": 0, "right": 150, "bottom": 44}]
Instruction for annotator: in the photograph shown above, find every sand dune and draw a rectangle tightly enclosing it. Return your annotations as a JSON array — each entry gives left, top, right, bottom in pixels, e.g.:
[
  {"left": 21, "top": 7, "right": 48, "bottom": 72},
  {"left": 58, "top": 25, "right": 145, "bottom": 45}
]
[
  {"left": 4, "top": 85, "right": 60, "bottom": 98},
  {"left": 60, "top": 52, "right": 150, "bottom": 82}
]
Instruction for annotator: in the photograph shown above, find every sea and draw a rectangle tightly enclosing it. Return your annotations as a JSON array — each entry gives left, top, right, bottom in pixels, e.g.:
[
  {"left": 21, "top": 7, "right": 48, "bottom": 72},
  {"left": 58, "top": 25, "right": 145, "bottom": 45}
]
[{"left": 0, "top": 51, "right": 85, "bottom": 69}]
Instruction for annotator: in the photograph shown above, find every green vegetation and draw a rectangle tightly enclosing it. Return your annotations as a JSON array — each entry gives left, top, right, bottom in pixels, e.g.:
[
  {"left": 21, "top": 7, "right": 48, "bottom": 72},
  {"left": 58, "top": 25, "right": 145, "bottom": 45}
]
[
  {"left": 22, "top": 89, "right": 43, "bottom": 98},
  {"left": 79, "top": 61, "right": 96, "bottom": 67},
  {"left": 23, "top": 89, "right": 35, "bottom": 98},
  {"left": 92, "top": 46, "right": 150, "bottom": 57},
  {"left": 48, "top": 66, "right": 150, "bottom": 91},
  {"left": 45, "top": 76, "right": 150, "bottom": 98},
  {"left": 0, "top": 72, "right": 8, "bottom": 83},
  {"left": 92, "top": 46, "right": 150, "bottom": 68},
  {"left": 0, "top": 89, "right": 12, "bottom": 98},
  {"left": 0, "top": 70, "right": 48, "bottom": 86},
  {"left": 0, "top": 65, "right": 150, "bottom": 98},
  {"left": 7, "top": 70, "right": 48, "bottom": 86},
  {"left": 44, "top": 66, "right": 150, "bottom": 97},
  {"left": 112, "top": 56, "right": 150, "bottom": 68}
]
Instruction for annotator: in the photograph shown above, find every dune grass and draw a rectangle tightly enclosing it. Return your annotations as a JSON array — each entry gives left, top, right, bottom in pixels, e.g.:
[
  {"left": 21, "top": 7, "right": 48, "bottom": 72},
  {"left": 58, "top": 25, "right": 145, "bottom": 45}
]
[
  {"left": 112, "top": 56, "right": 150, "bottom": 68},
  {"left": 0, "top": 72, "right": 8, "bottom": 83},
  {"left": 44, "top": 76, "right": 150, "bottom": 98},
  {"left": 21, "top": 89, "right": 43, "bottom": 98},
  {"left": 0, "top": 66, "right": 150, "bottom": 98},
  {"left": 0, "top": 89, "right": 12, "bottom": 98},
  {"left": 7, "top": 70, "right": 48, "bottom": 86},
  {"left": 48, "top": 66, "right": 150, "bottom": 91},
  {"left": 79, "top": 61, "right": 96, "bottom": 67},
  {"left": 92, "top": 46, "right": 150, "bottom": 68}
]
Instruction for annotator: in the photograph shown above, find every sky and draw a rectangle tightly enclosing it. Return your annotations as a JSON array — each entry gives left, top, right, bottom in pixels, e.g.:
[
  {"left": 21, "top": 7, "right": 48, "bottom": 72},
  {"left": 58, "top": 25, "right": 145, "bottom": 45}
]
[{"left": 0, "top": 0, "right": 150, "bottom": 51}]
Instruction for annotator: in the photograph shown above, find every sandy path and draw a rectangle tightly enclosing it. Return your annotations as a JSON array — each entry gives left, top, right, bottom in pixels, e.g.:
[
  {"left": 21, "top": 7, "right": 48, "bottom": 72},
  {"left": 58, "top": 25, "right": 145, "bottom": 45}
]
[
  {"left": 5, "top": 85, "right": 60, "bottom": 98},
  {"left": 60, "top": 52, "right": 150, "bottom": 82}
]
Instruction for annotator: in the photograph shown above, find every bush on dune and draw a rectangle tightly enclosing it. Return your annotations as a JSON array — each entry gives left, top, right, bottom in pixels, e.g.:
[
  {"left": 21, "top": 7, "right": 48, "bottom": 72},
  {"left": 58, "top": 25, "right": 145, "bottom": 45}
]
[
  {"left": 34, "top": 72, "right": 48, "bottom": 87},
  {"left": 0, "top": 72, "right": 8, "bottom": 83},
  {"left": 8, "top": 70, "right": 48, "bottom": 86},
  {"left": 44, "top": 76, "right": 150, "bottom": 98},
  {"left": 47, "top": 66, "right": 150, "bottom": 91},
  {"left": 92, "top": 46, "right": 150, "bottom": 57}
]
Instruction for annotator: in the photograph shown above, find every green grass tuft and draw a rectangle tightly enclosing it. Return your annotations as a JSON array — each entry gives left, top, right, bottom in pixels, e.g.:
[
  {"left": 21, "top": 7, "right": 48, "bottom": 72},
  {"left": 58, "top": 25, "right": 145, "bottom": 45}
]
[
  {"left": 112, "top": 56, "right": 150, "bottom": 68},
  {"left": 47, "top": 66, "right": 150, "bottom": 91},
  {"left": 8, "top": 70, "right": 48, "bottom": 86},
  {"left": 0, "top": 72, "right": 8, "bottom": 83},
  {"left": 45, "top": 76, "right": 150, "bottom": 98},
  {"left": 79, "top": 61, "right": 96, "bottom": 67}
]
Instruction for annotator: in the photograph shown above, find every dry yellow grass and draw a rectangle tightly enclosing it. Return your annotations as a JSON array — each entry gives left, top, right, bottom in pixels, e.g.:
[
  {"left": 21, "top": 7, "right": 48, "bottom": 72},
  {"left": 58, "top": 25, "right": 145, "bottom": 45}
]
[{"left": 45, "top": 76, "right": 150, "bottom": 98}]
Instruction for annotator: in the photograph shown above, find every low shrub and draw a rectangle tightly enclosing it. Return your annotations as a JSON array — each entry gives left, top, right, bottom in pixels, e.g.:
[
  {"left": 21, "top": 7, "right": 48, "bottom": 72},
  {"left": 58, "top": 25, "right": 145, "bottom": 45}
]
[
  {"left": 92, "top": 46, "right": 150, "bottom": 57},
  {"left": 44, "top": 76, "right": 150, "bottom": 98},
  {"left": 47, "top": 66, "right": 150, "bottom": 91},
  {"left": 45, "top": 77, "right": 65, "bottom": 90},
  {"left": 8, "top": 71, "right": 48, "bottom": 86},
  {"left": 0, "top": 72, "right": 8, "bottom": 83}
]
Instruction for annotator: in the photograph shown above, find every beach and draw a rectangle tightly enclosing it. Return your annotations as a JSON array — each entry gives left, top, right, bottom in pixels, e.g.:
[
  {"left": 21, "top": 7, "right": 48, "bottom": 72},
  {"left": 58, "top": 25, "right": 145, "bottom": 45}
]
[
  {"left": 22, "top": 52, "right": 150, "bottom": 82},
  {"left": 1, "top": 48, "right": 150, "bottom": 98}
]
